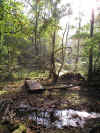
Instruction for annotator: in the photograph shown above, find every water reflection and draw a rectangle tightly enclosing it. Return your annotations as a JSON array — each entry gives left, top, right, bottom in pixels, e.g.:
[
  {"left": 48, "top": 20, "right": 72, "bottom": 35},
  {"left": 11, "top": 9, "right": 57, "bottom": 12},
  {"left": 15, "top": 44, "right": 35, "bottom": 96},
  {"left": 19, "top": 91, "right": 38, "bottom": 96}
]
[
  {"left": 17, "top": 106, "right": 100, "bottom": 129},
  {"left": 54, "top": 109, "right": 100, "bottom": 128}
]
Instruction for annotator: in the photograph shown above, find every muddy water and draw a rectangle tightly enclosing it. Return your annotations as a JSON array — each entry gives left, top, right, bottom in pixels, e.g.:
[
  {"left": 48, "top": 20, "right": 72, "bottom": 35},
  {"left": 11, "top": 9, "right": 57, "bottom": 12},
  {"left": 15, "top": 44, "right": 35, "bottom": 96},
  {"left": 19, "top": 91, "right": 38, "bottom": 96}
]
[{"left": 16, "top": 105, "right": 100, "bottom": 129}]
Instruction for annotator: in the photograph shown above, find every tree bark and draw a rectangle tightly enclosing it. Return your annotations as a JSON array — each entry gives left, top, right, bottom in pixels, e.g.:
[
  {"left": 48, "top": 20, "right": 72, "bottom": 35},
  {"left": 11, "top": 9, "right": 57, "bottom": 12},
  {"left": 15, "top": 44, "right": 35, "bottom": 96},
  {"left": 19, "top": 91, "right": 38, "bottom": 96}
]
[
  {"left": 75, "top": 39, "right": 80, "bottom": 72},
  {"left": 34, "top": 0, "right": 40, "bottom": 55},
  {"left": 88, "top": 8, "right": 94, "bottom": 81},
  {"left": 49, "top": 31, "right": 58, "bottom": 83},
  {"left": 75, "top": 12, "right": 81, "bottom": 72},
  {"left": 58, "top": 24, "right": 69, "bottom": 77}
]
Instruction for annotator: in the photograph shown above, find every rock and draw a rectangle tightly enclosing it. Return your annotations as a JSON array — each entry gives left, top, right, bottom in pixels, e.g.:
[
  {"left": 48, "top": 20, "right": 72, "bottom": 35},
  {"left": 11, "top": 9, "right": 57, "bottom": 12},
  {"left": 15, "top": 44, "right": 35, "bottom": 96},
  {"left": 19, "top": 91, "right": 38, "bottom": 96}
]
[{"left": 24, "top": 80, "right": 44, "bottom": 91}]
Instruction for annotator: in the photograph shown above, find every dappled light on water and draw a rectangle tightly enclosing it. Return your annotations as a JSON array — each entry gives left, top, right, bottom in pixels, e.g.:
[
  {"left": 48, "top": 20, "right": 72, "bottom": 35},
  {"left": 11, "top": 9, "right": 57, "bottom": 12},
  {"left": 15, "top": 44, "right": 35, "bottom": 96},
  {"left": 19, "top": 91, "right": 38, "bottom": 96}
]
[{"left": 17, "top": 106, "right": 100, "bottom": 129}]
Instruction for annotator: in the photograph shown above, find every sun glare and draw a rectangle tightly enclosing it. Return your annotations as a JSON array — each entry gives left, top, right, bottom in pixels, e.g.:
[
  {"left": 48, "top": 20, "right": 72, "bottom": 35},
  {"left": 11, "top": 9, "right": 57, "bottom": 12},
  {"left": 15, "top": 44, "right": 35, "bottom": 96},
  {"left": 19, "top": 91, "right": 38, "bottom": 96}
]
[
  {"left": 59, "top": 0, "right": 98, "bottom": 36},
  {"left": 60, "top": 0, "right": 98, "bottom": 25},
  {"left": 81, "top": 0, "right": 97, "bottom": 14}
]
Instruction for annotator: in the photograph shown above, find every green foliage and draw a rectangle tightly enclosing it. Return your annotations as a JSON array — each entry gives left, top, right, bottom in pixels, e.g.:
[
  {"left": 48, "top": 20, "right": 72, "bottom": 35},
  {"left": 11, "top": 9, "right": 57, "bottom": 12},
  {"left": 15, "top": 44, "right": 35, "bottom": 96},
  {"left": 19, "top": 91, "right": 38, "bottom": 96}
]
[
  {"left": 29, "top": 71, "right": 49, "bottom": 78},
  {"left": 72, "top": 32, "right": 89, "bottom": 39},
  {"left": 0, "top": 90, "right": 7, "bottom": 95},
  {"left": 1, "top": 0, "right": 97, "bottom": 80},
  {"left": 83, "top": 32, "right": 100, "bottom": 54}
]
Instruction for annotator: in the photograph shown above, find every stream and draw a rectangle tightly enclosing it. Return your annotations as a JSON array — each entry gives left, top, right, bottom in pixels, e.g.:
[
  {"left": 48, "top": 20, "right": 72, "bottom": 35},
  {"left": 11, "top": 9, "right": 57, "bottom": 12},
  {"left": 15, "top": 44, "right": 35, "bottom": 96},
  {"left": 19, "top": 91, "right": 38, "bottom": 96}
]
[
  {"left": 0, "top": 85, "right": 100, "bottom": 132},
  {"left": 16, "top": 104, "right": 100, "bottom": 129}
]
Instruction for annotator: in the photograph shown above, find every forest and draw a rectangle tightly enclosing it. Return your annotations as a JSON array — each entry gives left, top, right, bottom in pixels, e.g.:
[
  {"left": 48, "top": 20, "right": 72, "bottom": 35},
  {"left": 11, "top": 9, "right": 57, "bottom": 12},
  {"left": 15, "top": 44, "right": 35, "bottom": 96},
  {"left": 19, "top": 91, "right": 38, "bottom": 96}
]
[{"left": 0, "top": 0, "right": 100, "bottom": 133}]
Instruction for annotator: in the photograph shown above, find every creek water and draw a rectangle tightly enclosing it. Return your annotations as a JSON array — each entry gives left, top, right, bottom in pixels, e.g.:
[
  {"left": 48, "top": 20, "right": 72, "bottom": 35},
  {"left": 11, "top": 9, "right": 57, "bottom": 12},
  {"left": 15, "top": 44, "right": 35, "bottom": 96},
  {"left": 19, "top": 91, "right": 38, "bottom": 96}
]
[{"left": 17, "top": 105, "right": 100, "bottom": 129}]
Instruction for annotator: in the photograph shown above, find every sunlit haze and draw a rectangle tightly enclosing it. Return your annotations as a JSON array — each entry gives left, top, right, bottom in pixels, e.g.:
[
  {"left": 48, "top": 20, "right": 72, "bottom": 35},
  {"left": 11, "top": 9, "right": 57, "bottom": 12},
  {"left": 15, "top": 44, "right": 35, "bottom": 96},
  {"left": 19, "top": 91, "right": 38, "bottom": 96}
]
[
  {"left": 60, "top": 0, "right": 97, "bottom": 24},
  {"left": 16, "top": 0, "right": 100, "bottom": 35},
  {"left": 60, "top": 0, "right": 99, "bottom": 36}
]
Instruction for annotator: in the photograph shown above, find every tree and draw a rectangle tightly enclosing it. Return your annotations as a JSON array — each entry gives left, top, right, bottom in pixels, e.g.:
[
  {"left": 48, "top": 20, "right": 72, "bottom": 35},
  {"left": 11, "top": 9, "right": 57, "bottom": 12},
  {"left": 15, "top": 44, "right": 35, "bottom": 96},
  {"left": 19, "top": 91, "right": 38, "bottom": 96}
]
[
  {"left": 0, "top": 0, "right": 29, "bottom": 80},
  {"left": 88, "top": 9, "right": 94, "bottom": 81},
  {"left": 48, "top": 1, "right": 73, "bottom": 82},
  {"left": 74, "top": 12, "right": 82, "bottom": 72}
]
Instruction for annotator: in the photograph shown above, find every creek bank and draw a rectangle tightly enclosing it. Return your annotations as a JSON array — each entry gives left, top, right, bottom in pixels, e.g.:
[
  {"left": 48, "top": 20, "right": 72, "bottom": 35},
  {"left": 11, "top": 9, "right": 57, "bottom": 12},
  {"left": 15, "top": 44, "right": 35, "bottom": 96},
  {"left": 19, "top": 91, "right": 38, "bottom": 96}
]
[
  {"left": 0, "top": 77, "right": 100, "bottom": 133},
  {"left": 1, "top": 106, "right": 100, "bottom": 133},
  {"left": 14, "top": 103, "right": 100, "bottom": 128}
]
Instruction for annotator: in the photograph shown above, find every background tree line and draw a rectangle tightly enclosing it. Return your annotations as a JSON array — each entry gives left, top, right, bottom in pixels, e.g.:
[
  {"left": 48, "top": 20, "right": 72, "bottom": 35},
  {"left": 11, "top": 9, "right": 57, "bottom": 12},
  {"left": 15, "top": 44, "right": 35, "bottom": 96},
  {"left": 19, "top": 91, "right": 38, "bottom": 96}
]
[{"left": 0, "top": 0, "right": 100, "bottom": 82}]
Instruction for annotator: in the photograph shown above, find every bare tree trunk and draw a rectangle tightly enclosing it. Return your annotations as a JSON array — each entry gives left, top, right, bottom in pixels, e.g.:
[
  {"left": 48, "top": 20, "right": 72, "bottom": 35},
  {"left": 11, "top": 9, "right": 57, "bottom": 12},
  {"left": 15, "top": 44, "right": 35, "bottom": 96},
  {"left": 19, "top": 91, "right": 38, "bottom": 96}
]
[
  {"left": 25, "top": 0, "right": 39, "bottom": 55},
  {"left": 74, "top": 12, "right": 81, "bottom": 72},
  {"left": 34, "top": 1, "right": 40, "bottom": 55},
  {"left": 58, "top": 24, "right": 70, "bottom": 77},
  {"left": 75, "top": 39, "right": 80, "bottom": 72},
  {"left": 8, "top": 46, "right": 11, "bottom": 73},
  {"left": 94, "top": 43, "right": 100, "bottom": 72},
  {"left": 88, "top": 8, "right": 94, "bottom": 81},
  {"left": 0, "top": 0, "right": 4, "bottom": 46},
  {"left": 7, "top": 45, "right": 13, "bottom": 80},
  {"left": 48, "top": 32, "right": 58, "bottom": 83}
]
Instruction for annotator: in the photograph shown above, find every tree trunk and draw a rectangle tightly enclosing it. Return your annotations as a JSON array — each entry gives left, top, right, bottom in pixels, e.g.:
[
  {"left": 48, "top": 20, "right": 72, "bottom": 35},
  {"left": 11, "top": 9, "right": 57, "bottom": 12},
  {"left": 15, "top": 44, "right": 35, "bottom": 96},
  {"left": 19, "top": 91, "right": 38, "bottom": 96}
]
[
  {"left": 58, "top": 24, "right": 69, "bottom": 77},
  {"left": 75, "top": 13, "right": 81, "bottom": 72},
  {"left": 88, "top": 8, "right": 94, "bottom": 81},
  {"left": 49, "top": 31, "right": 58, "bottom": 83},
  {"left": 75, "top": 39, "right": 80, "bottom": 72},
  {"left": 34, "top": 1, "right": 39, "bottom": 55}
]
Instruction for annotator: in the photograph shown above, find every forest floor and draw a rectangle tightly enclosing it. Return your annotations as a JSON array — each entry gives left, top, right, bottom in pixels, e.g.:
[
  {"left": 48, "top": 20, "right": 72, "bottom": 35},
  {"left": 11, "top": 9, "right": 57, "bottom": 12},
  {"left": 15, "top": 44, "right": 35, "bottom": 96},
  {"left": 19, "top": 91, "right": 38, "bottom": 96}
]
[{"left": 0, "top": 77, "right": 100, "bottom": 133}]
